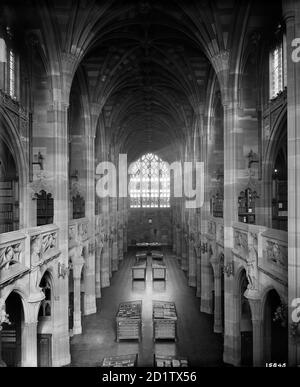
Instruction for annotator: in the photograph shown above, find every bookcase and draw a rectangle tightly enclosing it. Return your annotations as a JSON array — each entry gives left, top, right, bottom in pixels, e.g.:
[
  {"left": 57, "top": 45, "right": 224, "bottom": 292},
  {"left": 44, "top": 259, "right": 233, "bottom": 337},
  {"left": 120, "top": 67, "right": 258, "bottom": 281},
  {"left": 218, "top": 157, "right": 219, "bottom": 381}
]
[
  {"left": 153, "top": 301, "right": 177, "bottom": 341},
  {"left": 0, "top": 180, "right": 19, "bottom": 233},
  {"left": 116, "top": 300, "right": 142, "bottom": 342}
]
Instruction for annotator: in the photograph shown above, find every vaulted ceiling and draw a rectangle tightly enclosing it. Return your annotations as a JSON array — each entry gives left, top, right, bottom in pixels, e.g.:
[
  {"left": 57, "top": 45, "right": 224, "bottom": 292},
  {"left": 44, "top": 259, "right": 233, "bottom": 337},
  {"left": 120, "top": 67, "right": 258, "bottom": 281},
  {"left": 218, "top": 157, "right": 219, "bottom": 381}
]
[
  {"left": 75, "top": 0, "right": 237, "bottom": 162},
  {"left": 1, "top": 0, "right": 252, "bottom": 163}
]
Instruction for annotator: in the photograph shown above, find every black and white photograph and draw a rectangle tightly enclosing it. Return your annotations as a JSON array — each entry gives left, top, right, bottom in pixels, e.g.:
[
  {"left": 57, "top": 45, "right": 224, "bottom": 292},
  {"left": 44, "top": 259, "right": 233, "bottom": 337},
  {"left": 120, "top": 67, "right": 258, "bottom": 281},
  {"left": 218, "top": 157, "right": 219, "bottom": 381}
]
[{"left": 0, "top": 0, "right": 299, "bottom": 373}]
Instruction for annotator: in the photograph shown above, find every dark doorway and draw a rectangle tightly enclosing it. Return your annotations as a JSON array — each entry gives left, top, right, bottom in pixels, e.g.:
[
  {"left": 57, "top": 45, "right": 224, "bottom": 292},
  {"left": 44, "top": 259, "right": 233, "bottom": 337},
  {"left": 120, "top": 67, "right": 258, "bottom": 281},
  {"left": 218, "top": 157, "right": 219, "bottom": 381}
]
[{"left": 1, "top": 292, "right": 23, "bottom": 367}]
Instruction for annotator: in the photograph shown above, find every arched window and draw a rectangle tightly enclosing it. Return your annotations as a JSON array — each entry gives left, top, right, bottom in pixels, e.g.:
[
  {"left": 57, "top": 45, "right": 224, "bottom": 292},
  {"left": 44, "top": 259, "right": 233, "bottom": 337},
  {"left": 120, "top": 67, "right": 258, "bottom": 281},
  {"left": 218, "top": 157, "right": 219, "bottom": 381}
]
[
  {"left": 38, "top": 274, "right": 52, "bottom": 318},
  {"left": 129, "top": 153, "right": 170, "bottom": 208},
  {"left": 269, "top": 25, "right": 287, "bottom": 99},
  {"left": 0, "top": 27, "right": 18, "bottom": 100}
]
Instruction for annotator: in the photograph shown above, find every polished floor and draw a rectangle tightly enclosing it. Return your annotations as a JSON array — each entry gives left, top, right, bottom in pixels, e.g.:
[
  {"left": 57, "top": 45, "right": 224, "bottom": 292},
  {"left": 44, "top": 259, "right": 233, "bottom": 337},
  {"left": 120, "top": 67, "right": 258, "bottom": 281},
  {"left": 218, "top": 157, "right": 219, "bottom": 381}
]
[{"left": 70, "top": 250, "right": 224, "bottom": 367}]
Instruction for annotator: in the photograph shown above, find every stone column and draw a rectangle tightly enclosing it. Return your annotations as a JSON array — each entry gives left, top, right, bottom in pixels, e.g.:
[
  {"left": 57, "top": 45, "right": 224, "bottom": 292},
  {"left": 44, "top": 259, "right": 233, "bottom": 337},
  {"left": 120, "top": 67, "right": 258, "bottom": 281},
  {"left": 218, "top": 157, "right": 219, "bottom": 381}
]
[
  {"left": 176, "top": 228, "right": 181, "bottom": 264},
  {"left": 196, "top": 250, "right": 202, "bottom": 298},
  {"left": 222, "top": 95, "right": 242, "bottom": 366},
  {"left": 0, "top": 331, "right": 6, "bottom": 367},
  {"left": 111, "top": 199, "right": 119, "bottom": 272},
  {"left": 101, "top": 237, "right": 110, "bottom": 288},
  {"left": 200, "top": 246, "right": 214, "bottom": 314},
  {"left": 188, "top": 239, "right": 197, "bottom": 287},
  {"left": 95, "top": 241, "right": 102, "bottom": 298},
  {"left": 283, "top": 0, "right": 300, "bottom": 367},
  {"left": 211, "top": 263, "right": 223, "bottom": 333},
  {"left": 21, "top": 322, "right": 38, "bottom": 367},
  {"left": 50, "top": 98, "right": 71, "bottom": 366},
  {"left": 21, "top": 298, "right": 42, "bottom": 367},
  {"left": 101, "top": 198, "right": 110, "bottom": 288},
  {"left": 84, "top": 239, "right": 97, "bottom": 315},
  {"left": 72, "top": 258, "right": 85, "bottom": 335},
  {"left": 181, "top": 233, "right": 188, "bottom": 271},
  {"left": 247, "top": 296, "right": 263, "bottom": 367},
  {"left": 123, "top": 198, "right": 128, "bottom": 253},
  {"left": 84, "top": 132, "right": 97, "bottom": 315},
  {"left": 118, "top": 202, "right": 124, "bottom": 262},
  {"left": 73, "top": 275, "right": 82, "bottom": 335}
]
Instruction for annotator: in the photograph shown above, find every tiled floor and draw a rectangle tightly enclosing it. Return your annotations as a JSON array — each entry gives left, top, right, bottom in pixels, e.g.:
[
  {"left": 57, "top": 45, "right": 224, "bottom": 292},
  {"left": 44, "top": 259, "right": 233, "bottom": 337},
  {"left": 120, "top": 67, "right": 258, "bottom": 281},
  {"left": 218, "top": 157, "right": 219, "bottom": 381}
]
[{"left": 70, "top": 251, "right": 224, "bottom": 367}]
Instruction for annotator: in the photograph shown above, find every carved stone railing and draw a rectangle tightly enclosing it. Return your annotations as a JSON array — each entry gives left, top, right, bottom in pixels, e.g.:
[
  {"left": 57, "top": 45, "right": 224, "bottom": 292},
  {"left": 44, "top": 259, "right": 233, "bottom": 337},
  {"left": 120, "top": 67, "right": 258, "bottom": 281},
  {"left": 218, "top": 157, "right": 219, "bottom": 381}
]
[
  {"left": 207, "top": 218, "right": 216, "bottom": 239},
  {"left": 28, "top": 224, "right": 60, "bottom": 268},
  {"left": 260, "top": 228, "right": 288, "bottom": 285},
  {"left": 0, "top": 224, "right": 60, "bottom": 289},
  {"left": 0, "top": 89, "right": 28, "bottom": 120},
  {"left": 68, "top": 218, "right": 89, "bottom": 250},
  {"left": 232, "top": 222, "right": 288, "bottom": 289},
  {"left": 0, "top": 230, "right": 28, "bottom": 287},
  {"left": 207, "top": 216, "right": 224, "bottom": 242}
]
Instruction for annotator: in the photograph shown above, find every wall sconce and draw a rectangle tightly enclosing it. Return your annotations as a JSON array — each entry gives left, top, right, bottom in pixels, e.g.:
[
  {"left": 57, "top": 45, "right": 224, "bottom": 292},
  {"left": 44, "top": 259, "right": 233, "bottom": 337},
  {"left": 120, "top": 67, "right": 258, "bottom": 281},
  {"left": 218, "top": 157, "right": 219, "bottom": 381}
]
[
  {"left": 58, "top": 262, "right": 69, "bottom": 279},
  {"left": 88, "top": 241, "right": 95, "bottom": 255},
  {"left": 32, "top": 151, "right": 44, "bottom": 170},
  {"left": 247, "top": 150, "right": 259, "bottom": 168},
  {"left": 223, "top": 261, "right": 234, "bottom": 277},
  {"left": 70, "top": 169, "right": 79, "bottom": 181},
  {"left": 148, "top": 218, "right": 152, "bottom": 224},
  {"left": 201, "top": 242, "right": 207, "bottom": 254}
]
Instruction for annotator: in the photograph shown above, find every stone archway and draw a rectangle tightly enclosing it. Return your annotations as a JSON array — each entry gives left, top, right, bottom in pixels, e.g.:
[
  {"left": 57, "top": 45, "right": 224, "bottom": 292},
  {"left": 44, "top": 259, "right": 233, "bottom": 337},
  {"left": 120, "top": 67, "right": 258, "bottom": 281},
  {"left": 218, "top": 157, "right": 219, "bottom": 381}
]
[
  {"left": 1, "top": 292, "right": 24, "bottom": 366},
  {"left": 263, "top": 289, "right": 288, "bottom": 363},
  {"left": 37, "top": 271, "right": 53, "bottom": 367},
  {"left": 239, "top": 270, "right": 253, "bottom": 366}
]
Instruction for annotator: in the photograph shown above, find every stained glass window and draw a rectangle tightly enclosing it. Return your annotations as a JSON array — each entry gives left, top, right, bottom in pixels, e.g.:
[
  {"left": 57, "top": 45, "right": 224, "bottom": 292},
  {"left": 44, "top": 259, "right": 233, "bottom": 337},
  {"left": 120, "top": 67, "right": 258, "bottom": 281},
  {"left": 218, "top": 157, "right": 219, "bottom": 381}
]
[
  {"left": 129, "top": 153, "right": 170, "bottom": 208},
  {"left": 8, "top": 49, "right": 16, "bottom": 99},
  {"left": 269, "top": 33, "right": 287, "bottom": 99}
]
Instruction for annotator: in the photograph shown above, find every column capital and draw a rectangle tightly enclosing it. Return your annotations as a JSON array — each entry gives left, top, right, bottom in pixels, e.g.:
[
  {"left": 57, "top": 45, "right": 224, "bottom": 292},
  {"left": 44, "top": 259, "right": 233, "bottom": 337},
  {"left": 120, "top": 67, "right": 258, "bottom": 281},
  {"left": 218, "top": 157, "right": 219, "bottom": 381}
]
[{"left": 245, "top": 293, "right": 263, "bottom": 322}]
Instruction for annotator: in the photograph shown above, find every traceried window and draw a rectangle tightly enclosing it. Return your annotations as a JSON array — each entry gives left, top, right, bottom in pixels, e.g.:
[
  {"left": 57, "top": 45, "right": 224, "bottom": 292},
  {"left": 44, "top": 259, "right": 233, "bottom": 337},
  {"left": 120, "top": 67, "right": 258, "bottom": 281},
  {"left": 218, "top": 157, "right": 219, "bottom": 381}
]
[
  {"left": 269, "top": 30, "right": 287, "bottom": 99},
  {"left": 8, "top": 49, "right": 16, "bottom": 99},
  {"left": 129, "top": 153, "right": 170, "bottom": 208}
]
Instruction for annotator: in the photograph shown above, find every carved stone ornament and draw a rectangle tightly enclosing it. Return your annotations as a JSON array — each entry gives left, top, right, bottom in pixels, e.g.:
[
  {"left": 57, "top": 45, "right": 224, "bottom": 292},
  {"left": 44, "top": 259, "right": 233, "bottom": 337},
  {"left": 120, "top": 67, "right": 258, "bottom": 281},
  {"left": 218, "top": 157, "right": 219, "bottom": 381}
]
[
  {"left": 246, "top": 246, "right": 258, "bottom": 290},
  {"left": 223, "top": 261, "right": 234, "bottom": 277},
  {"left": 69, "top": 181, "right": 85, "bottom": 199},
  {"left": 0, "top": 243, "right": 22, "bottom": 271},
  {"left": 265, "top": 241, "right": 287, "bottom": 269},
  {"left": 30, "top": 172, "right": 54, "bottom": 199}
]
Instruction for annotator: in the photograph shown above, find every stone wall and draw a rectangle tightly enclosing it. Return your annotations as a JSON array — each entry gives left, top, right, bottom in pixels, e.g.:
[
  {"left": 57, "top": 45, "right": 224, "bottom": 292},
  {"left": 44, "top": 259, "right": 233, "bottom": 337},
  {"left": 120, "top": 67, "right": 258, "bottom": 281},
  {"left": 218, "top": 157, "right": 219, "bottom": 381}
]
[{"left": 127, "top": 208, "right": 172, "bottom": 246}]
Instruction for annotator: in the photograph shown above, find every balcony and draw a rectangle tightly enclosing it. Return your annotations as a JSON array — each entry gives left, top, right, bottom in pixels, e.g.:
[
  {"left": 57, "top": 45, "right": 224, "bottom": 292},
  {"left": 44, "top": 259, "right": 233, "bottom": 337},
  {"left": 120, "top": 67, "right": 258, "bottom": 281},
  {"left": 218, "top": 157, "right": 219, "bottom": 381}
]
[{"left": 0, "top": 224, "right": 60, "bottom": 289}]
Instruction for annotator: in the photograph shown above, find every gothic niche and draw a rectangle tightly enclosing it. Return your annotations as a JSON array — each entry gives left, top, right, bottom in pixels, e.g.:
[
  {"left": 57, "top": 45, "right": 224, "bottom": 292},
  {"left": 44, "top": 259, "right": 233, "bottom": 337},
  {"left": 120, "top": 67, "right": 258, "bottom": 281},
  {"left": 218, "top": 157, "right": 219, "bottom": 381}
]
[
  {"left": 72, "top": 194, "right": 85, "bottom": 219},
  {"left": 210, "top": 191, "right": 223, "bottom": 218},
  {"left": 210, "top": 169, "right": 224, "bottom": 218},
  {"left": 238, "top": 187, "right": 258, "bottom": 224},
  {"left": 36, "top": 190, "right": 54, "bottom": 226},
  {"left": 38, "top": 274, "right": 51, "bottom": 317}
]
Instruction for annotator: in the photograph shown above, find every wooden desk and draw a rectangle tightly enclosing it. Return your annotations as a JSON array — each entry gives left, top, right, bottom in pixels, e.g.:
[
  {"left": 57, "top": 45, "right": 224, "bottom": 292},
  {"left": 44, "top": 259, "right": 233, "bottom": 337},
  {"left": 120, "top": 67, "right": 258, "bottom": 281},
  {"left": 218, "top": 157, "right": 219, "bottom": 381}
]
[
  {"left": 132, "top": 261, "right": 147, "bottom": 280},
  {"left": 153, "top": 301, "right": 177, "bottom": 341},
  {"left": 116, "top": 300, "right": 142, "bottom": 342},
  {"left": 154, "top": 354, "right": 188, "bottom": 367},
  {"left": 135, "top": 251, "right": 147, "bottom": 264},
  {"left": 152, "top": 262, "right": 166, "bottom": 280}
]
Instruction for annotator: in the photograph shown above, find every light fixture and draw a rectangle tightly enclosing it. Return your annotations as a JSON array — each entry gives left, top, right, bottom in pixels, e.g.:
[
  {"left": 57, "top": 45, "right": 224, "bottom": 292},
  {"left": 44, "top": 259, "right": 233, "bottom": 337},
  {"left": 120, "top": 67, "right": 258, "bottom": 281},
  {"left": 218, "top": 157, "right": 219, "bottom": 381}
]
[{"left": 32, "top": 151, "right": 44, "bottom": 170}]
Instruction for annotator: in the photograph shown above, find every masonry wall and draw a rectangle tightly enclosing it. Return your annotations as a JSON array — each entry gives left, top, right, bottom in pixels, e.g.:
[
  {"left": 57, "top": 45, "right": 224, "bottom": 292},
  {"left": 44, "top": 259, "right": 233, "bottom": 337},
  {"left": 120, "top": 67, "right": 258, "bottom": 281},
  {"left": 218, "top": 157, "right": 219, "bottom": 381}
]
[{"left": 127, "top": 208, "right": 172, "bottom": 246}]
